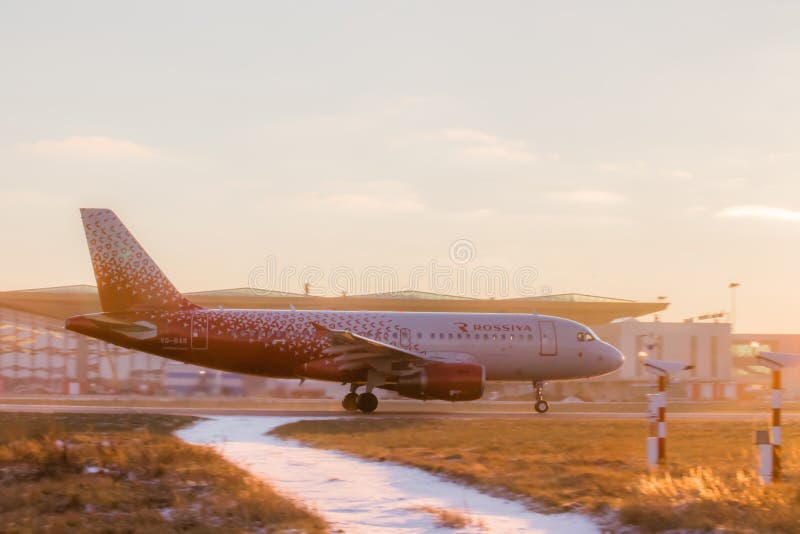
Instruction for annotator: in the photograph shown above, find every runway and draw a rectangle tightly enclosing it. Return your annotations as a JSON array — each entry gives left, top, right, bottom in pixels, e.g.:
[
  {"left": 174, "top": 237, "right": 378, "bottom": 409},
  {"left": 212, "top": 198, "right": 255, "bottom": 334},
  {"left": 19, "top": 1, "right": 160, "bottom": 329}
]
[{"left": 0, "top": 402, "right": 794, "bottom": 420}]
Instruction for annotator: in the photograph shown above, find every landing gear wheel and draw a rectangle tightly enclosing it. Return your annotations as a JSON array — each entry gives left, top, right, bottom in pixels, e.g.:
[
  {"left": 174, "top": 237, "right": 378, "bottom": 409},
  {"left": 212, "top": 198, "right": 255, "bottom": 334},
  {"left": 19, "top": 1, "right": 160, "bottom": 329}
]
[
  {"left": 342, "top": 392, "right": 358, "bottom": 411},
  {"left": 532, "top": 381, "right": 548, "bottom": 414},
  {"left": 356, "top": 392, "right": 379, "bottom": 413}
]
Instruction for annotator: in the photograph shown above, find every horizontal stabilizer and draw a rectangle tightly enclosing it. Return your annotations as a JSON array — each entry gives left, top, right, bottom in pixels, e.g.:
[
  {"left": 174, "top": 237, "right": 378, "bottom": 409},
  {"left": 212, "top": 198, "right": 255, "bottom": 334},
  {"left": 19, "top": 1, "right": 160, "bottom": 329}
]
[{"left": 87, "top": 315, "right": 158, "bottom": 340}]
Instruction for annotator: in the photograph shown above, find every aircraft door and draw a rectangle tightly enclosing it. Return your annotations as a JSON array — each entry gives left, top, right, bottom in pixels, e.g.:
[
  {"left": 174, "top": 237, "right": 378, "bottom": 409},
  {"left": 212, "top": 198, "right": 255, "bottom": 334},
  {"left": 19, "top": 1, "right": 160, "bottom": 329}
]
[
  {"left": 191, "top": 314, "right": 209, "bottom": 350},
  {"left": 539, "top": 320, "right": 557, "bottom": 356}
]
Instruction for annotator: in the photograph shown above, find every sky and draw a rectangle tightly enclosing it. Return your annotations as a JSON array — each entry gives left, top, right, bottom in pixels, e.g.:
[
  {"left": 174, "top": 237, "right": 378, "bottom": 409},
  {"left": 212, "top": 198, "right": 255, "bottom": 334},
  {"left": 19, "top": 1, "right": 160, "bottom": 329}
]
[{"left": 1, "top": 1, "right": 799, "bottom": 333}]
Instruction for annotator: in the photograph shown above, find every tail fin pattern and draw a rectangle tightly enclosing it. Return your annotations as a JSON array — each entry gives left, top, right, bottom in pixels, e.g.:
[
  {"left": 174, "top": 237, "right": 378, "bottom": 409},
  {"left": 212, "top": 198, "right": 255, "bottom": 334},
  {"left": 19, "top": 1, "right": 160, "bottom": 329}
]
[{"left": 80, "top": 208, "right": 198, "bottom": 313}]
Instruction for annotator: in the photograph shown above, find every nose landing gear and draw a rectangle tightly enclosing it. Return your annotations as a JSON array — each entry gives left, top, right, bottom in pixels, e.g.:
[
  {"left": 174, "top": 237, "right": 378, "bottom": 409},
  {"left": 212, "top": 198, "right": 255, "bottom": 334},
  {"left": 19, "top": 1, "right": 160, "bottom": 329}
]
[{"left": 533, "top": 381, "right": 549, "bottom": 414}]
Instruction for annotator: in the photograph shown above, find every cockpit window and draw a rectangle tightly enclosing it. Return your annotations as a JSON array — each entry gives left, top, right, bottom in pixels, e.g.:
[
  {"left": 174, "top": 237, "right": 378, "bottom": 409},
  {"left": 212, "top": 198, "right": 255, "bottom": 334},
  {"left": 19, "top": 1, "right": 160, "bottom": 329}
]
[
  {"left": 585, "top": 333, "right": 595, "bottom": 341},
  {"left": 576, "top": 332, "right": 585, "bottom": 342},
  {"left": 577, "top": 331, "right": 595, "bottom": 342}
]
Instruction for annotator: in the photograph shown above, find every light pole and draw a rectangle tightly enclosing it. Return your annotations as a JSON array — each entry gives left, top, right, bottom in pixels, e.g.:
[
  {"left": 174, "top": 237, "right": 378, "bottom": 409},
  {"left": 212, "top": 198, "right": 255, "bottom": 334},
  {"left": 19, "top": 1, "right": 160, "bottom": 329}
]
[{"left": 729, "top": 282, "right": 740, "bottom": 332}]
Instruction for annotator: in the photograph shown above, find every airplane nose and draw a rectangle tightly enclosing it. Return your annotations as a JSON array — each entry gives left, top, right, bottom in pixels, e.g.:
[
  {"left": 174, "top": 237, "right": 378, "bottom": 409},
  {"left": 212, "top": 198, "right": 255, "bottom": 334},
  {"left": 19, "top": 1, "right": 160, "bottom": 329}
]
[{"left": 607, "top": 344, "right": 624, "bottom": 372}]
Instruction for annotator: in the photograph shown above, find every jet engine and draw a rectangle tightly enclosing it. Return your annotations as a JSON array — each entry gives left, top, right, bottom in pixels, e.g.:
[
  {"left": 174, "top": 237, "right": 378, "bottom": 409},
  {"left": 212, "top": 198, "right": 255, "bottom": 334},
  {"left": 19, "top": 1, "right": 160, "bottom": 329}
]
[{"left": 392, "top": 362, "right": 485, "bottom": 401}]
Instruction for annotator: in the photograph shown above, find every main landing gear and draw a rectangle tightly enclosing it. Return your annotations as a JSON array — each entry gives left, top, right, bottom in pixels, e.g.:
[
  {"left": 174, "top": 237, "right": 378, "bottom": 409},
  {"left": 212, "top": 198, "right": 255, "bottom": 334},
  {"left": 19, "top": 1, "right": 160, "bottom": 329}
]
[
  {"left": 356, "top": 392, "right": 378, "bottom": 413},
  {"left": 341, "top": 385, "right": 379, "bottom": 414},
  {"left": 533, "top": 381, "right": 549, "bottom": 414},
  {"left": 341, "top": 392, "right": 358, "bottom": 411}
]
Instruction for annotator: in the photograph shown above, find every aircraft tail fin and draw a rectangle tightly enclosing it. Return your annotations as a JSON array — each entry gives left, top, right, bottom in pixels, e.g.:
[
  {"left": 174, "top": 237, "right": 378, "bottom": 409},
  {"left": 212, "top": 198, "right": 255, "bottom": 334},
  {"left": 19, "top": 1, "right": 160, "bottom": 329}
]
[{"left": 79, "top": 208, "right": 199, "bottom": 313}]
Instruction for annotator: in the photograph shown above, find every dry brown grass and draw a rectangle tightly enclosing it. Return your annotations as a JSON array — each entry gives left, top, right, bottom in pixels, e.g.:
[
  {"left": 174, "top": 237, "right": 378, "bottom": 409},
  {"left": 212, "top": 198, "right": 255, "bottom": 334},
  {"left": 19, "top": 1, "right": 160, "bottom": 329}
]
[
  {"left": 409, "top": 505, "right": 486, "bottom": 530},
  {"left": 0, "top": 413, "right": 327, "bottom": 533},
  {"left": 273, "top": 417, "right": 800, "bottom": 533}
]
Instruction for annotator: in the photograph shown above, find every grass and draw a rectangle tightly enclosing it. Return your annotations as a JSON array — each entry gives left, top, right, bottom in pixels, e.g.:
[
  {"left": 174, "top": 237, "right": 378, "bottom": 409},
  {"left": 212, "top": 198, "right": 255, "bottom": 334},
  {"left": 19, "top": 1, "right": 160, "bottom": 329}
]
[
  {"left": 0, "top": 413, "right": 327, "bottom": 533},
  {"left": 272, "top": 417, "right": 800, "bottom": 533}
]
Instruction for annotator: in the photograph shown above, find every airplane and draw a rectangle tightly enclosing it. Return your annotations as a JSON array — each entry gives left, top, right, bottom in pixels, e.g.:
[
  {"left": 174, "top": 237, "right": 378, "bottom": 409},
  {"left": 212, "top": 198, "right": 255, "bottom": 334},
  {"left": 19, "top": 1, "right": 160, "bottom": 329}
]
[{"left": 65, "top": 209, "right": 624, "bottom": 413}]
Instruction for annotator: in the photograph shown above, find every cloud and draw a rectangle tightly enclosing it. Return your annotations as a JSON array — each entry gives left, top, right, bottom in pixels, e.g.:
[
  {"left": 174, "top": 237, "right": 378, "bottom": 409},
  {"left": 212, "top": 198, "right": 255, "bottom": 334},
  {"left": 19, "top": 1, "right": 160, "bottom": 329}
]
[
  {"left": 593, "top": 162, "right": 624, "bottom": 173},
  {"left": 441, "top": 128, "right": 537, "bottom": 162},
  {"left": 310, "top": 193, "right": 425, "bottom": 213},
  {"left": 717, "top": 205, "right": 800, "bottom": 222},
  {"left": 686, "top": 204, "right": 711, "bottom": 214},
  {"left": 471, "top": 208, "right": 495, "bottom": 217},
  {"left": 661, "top": 169, "right": 693, "bottom": 180},
  {"left": 593, "top": 161, "right": 652, "bottom": 175},
  {"left": 15, "top": 136, "right": 155, "bottom": 159},
  {"left": 306, "top": 180, "right": 426, "bottom": 214},
  {"left": 766, "top": 151, "right": 798, "bottom": 161},
  {"left": 0, "top": 189, "right": 72, "bottom": 209},
  {"left": 545, "top": 189, "right": 627, "bottom": 205},
  {"left": 442, "top": 128, "right": 498, "bottom": 145}
]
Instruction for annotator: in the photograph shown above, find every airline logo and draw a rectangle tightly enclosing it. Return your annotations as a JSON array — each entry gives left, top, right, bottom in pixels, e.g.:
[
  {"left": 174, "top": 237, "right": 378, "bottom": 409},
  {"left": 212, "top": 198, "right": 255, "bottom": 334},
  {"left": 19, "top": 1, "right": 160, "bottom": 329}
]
[{"left": 454, "top": 322, "right": 533, "bottom": 333}]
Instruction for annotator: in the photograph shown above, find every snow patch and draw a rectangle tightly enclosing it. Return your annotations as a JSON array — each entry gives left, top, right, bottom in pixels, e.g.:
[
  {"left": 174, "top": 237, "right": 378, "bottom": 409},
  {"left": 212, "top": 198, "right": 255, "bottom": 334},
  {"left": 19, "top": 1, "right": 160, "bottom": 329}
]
[{"left": 177, "top": 416, "right": 599, "bottom": 533}]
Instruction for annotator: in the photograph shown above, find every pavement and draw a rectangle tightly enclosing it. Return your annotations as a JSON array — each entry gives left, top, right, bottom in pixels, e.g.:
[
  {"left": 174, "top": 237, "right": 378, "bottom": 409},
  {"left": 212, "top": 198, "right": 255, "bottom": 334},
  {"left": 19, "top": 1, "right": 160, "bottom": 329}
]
[{"left": 0, "top": 402, "right": 795, "bottom": 420}]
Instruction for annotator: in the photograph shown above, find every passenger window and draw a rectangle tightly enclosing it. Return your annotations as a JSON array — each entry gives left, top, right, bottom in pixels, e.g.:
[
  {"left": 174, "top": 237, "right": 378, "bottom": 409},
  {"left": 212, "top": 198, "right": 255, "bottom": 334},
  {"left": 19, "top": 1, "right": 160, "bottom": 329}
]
[
  {"left": 457, "top": 333, "right": 462, "bottom": 339},
  {"left": 492, "top": 334, "right": 497, "bottom": 341},
  {"left": 439, "top": 333, "right": 445, "bottom": 339},
  {"left": 501, "top": 334, "right": 506, "bottom": 341},
  {"left": 484, "top": 334, "right": 489, "bottom": 340},
  {"left": 448, "top": 333, "right": 453, "bottom": 339},
  {"left": 509, "top": 335, "right": 514, "bottom": 341},
  {"left": 430, "top": 333, "right": 435, "bottom": 339}
]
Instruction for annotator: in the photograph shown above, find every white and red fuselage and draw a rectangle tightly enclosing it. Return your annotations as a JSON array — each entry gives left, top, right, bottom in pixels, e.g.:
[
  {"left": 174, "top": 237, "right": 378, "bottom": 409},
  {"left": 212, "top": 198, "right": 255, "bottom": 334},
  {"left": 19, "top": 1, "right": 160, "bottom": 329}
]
[
  {"left": 67, "top": 309, "right": 623, "bottom": 384},
  {"left": 65, "top": 209, "right": 624, "bottom": 411}
]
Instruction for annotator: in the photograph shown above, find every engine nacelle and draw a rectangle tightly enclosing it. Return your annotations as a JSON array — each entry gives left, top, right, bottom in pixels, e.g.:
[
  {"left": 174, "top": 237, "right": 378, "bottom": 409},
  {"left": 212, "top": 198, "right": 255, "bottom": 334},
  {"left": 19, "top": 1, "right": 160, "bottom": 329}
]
[{"left": 395, "top": 363, "right": 485, "bottom": 401}]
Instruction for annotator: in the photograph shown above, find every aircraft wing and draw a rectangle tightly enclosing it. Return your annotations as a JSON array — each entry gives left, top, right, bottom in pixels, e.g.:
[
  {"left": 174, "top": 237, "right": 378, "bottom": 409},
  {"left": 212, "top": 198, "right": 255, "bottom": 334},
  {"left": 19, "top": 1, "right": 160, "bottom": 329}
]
[{"left": 310, "top": 322, "right": 427, "bottom": 372}]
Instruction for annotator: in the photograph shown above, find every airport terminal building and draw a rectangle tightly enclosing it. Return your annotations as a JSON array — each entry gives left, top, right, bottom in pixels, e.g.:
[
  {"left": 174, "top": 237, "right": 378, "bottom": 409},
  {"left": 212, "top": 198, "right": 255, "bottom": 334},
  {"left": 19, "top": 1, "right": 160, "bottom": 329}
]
[{"left": 0, "top": 285, "right": 790, "bottom": 400}]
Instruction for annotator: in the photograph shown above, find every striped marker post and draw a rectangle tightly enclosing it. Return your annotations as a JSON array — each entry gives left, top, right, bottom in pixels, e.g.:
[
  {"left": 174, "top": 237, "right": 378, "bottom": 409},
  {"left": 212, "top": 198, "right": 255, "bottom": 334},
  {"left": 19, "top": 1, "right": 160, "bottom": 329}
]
[
  {"left": 657, "top": 375, "right": 667, "bottom": 464},
  {"left": 644, "top": 360, "right": 693, "bottom": 469},
  {"left": 771, "top": 369, "right": 781, "bottom": 482},
  {"left": 757, "top": 352, "right": 800, "bottom": 484}
]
